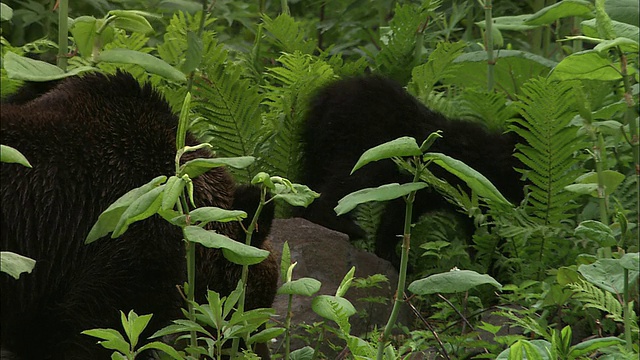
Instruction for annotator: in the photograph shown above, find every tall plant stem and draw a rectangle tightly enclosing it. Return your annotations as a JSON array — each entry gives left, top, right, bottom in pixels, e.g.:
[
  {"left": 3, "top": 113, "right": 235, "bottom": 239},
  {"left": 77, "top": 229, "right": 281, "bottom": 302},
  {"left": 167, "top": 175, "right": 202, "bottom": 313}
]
[
  {"left": 57, "top": 0, "right": 68, "bottom": 70},
  {"left": 481, "top": 0, "right": 494, "bottom": 91},
  {"left": 376, "top": 158, "right": 421, "bottom": 359}
]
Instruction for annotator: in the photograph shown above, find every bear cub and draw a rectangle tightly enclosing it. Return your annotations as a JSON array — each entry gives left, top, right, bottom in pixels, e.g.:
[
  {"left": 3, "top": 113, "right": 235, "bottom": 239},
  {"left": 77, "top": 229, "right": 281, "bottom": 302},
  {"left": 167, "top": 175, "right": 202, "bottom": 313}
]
[
  {"left": 1, "top": 71, "right": 277, "bottom": 359},
  {"left": 300, "top": 76, "right": 523, "bottom": 267}
]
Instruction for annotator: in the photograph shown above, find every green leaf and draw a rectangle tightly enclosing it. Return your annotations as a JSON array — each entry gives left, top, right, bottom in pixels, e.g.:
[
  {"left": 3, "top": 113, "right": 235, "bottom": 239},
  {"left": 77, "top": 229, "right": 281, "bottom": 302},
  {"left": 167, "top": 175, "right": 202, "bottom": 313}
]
[
  {"left": 574, "top": 220, "right": 617, "bottom": 247},
  {"left": 161, "top": 176, "right": 185, "bottom": 211},
  {"left": 1, "top": 3, "right": 13, "bottom": 21},
  {"left": 123, "top": 310, "right": 152, "bottom": 349},
  {"left": 4, "top": 52, "right": 94, "bottom": 81},
  {"left": 578, "top": 257, "right": 640, "bottom": 293},
  {"left": 334, "top": 182, "right": 428, "bottom": 216},
  {"left": 351, "top": 137, "right": 421, "bottom": 174},
  {"left": 477, "top": 15, "right": 540, "bottom": 31},
  {"left": 183, "top": 226, "right": 269, "bottom": 265},
  {"left": 280, "top": 241, "right": 291, "bottom": 282},
  {"left": 109, "top": 10, "right": 154, "bottom": 34},
  {"left": 96, "top": 49, "right": 186, "bottom": 82},
  {"left": 0, "top": 145, "right": 31, "bottom": 167},
  {"left": 277, "top": 277, "right": 321, "bottom": 296},
  {"left": 525, "top": 0, "right": 595, "bottom": 26},
  {"left": 170, "top": 207, "right": 246, "bottom": 227},
  {"left": 0, "top": 251, "right": 36, "bottom": 279},
  {"left": 289, "top": 347, "right": 315, "bottom": 360},
  {"left": 181, "top": 31, "right": 202, "bottom": 74},
  {"left": 179, "top": 156, "right": 255, "bottom": 178},
  {"left": 569, "top": 336, "right": 626, "bottom": 357},
  {"left": 619, "top": 252, "right": 639, "bottom": 271},
  {"left": 85, "top": 176, "right": 167, "bottom": 244},
  {"left": 247, "top": 327, "right": 286, "bottom": 345},
  {"left": 272, "top": 183, "right": 319, "bottom": 208},
  {"left": 311, "top": 295, "right": 356, "bottom": 322},
  {"left": 175, "top": 92, "right": 191, "bottom": 150},
  {"left": 496, "top": 340, "right": 552, "bottom": 360},
  {"left": 69, "top": 16, "right": 97, "bottom": 58},
  {"left": 423, "top": 152, "right": 511, "bottom": 205},
  {"left": 81, "top": 328, "right": 129, "bottom": 353},
  {"left": 605, "top": 0, "right": 639, "bottom": 26},
  {"left": 550, "top": 51, "right": 625, "bottom": 81},
  {"left": 137, "top": 341, "right": 182, "bottom": 359},
  {"left": 408, "top": 269, "right": 502, "bottom": 295},
  {"left": 112, "top": 185, "right": 165, "bottom": 238},
  {"left": 593, "top": 37, "right": 639, "bottom": 53},
  {"left": 581, "top": 18, "right": 640, "bottom": 40},
  {"left": 336, "top": 266, "right": 355, "bottom": 297}
]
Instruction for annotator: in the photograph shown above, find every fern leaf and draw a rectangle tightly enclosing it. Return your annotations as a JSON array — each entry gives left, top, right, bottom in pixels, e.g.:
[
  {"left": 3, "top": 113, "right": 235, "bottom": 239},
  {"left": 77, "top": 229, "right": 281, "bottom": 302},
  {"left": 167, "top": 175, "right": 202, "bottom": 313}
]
[
  {"left": 261, "top": 52, "right": 336, "bottom": 181},
  {"left": 262, "top": 13, "right": 316, "bottom": 55},
  {"left": 510, "top": 77, "right": 587, "bottom": 226},
  {"left": 407, "top": 41, "right": 466, "bottom": 102}
]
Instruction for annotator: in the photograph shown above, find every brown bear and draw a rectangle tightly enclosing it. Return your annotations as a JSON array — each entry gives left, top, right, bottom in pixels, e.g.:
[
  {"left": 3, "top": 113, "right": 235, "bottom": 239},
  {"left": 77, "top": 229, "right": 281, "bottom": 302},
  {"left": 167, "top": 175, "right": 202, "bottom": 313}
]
[
  {"left": 0, "top": 71, "right": 277, "bottom": 359},
  {"left": 300, "top": 76, "right": 523, "bottom": 268}
]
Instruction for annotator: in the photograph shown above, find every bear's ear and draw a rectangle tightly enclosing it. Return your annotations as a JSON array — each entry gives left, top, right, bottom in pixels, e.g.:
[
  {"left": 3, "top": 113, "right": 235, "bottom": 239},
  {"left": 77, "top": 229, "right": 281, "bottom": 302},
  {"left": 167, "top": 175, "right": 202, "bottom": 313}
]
[{"left": 232, "top": 185, "right": 275, "bottom": 247}]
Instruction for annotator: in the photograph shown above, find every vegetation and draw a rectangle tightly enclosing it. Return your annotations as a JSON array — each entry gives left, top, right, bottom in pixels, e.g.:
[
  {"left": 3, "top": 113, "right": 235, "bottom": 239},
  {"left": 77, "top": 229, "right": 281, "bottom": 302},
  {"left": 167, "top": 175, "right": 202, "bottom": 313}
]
[{"left": 1, "top": 0, "right": 638, "bottom": 359}]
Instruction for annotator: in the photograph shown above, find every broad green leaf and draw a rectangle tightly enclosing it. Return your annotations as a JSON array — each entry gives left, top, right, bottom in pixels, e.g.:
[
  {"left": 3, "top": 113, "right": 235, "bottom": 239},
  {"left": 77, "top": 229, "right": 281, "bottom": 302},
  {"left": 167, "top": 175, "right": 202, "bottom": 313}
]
[
  {"left": 0, "top": 251, "right": 36, "bottom": 279},
  {"left": 0, "top": 145, "right": 31, "bottom": 167},
  {"left": 251, "top": 172, "right": 276, "bottom": 190},
  {"left": 289, "top": 347, "right": 315, "bottom": 360},
  {"left": 278, "top": 277, "right": 322, "bottom": 296},
  {"left": 477, "top": 15, "right": 539, "bottom": 31},
  {"left": 85, "top": 176, "right": 167, "bottom": 244},
  {"left": 550, "top": 50, "right": 623, "bottom": 82},
  {"left": 569, "top": 336, "right": 626, "bottom": 357},
  {"left": 578, "top": 257, "right": 640, "bottom": 293},
  {"left": 4, "top": 52, "right": 94, "bottom": 81},
  {"left": 574, "top": 220, "right": 616, "bottom": 247},
  {"left": 556, "top": 266, "right": 582, "bottom": 286},
  {"left": 247, "top": 327, "right": 286, "bottom": 345},
  {"left": 126, "top": 311, "right": 152, "bottom": 349},
  {"left": 605, "top": 0, "right": 639, "bottom": 26},
  {"left": 161, "top": 176, "right": 185, "bottom": 211},
  {"left": 619, "top": 252, "right": 639, "bottom": 271},
  {"left": 581, "top": 18, "right": 640, "bottom": 40},
  {"left": 408, "top": 269, "right": 502, "bottom": 295},
  {"left": 170, "top": 207, "right": 246, "bottom": 227},
  {"left": 69, "top": 16, "right": 97, "bottom": 58},
  {"left": 179, "top": 156, "right": 255, "bottom": 178},
  {"left": 112, "top": 185, "right": 165, "bottom": 238},
  {"left": 137, "top": 341, "right": 182, "bottom": 359},
  {"left": 572, "top": 170, "right": 625, "bottom": 198},
  {"left": 351, "top": 137, "right": 421, "bottom": 174},
  {"left": 335, "top": 182, "right": 428, "bottom": 216},
  {"left": 593, "top": 37, "right": 639, "bottom": 53},
  {"left": 97, "top": 49, "right": 186, "bottom": 82},
  {"left": 525, "top": 0, "right": 594, "bottom": 26},
  {"left": 446, "top": 50, "right": 556, "bottom": 96},
  {"left": 183, "top": 226, "right": 269, "bottom": 265},
  {"left": 273, "top": 183, "right": 319, "bottom": 207},
  {"left": 424, "top": 152, "right": 511, "bottom": 205},
  {"left": 311, "top": 295, "right": 356, "bottom": 322},
  {"left": 1, "top": 3, "right": 13, "bottom": 21},
  {"left": 81, "top": 328, "right": 129, "bottom": 353},
  {"left": 109, "top": 10, "right": 154, "bottom": 34},
  {"left": 496, "top": 340, "right": 551, "bottom": 360}
]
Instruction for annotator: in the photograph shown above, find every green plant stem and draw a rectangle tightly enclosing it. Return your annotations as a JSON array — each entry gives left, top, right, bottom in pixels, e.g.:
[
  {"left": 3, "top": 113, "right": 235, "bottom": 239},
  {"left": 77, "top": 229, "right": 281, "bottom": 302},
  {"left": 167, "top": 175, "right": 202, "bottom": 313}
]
[
  {"left": 57, "top": 0, "right": 68, "bottom": 70},
  {"left": 376, "top": 158, "right": 421, "bottom": 359},
  {"left": 285, "top": 294, "right": 293, "bottom": 358},
  {"left": 623, "top": 268, "right": 632, "bottom": 352},
  {"left": 180, "top": 196, "right": 198, "bottom": 348},
  {"left": 231, "top": 188, "right": 266, "bottom": 355},
  {"left": 481, "top": 0, "right": 494, "bottom": 91}
]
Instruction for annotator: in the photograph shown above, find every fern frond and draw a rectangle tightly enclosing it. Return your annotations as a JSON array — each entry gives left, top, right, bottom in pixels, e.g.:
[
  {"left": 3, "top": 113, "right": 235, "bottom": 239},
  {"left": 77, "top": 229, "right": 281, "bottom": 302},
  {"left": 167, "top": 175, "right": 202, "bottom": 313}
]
[
  {"left": 352, "top": 202, "right": 386, "bottom": 250},
  {"left": 375, "top": 3, "right": 428, "bottom": 83},
  {"left": 407, "top": 41, "right": 466, "bottom": 102},
  {"left": 262, "top": 13, "right": 316, "bottom": 55},
  {"left": 261, "top": 52, "right": 336, "bottom": 181},
  {"left": 568, "top": 280, "right": 638, "bottom": 331},
  {"left": 458, "top": 89, "right": 519, "bottom": 132},
  {"left": 510, "top": 77, "right": 587, "bottom": 226}
]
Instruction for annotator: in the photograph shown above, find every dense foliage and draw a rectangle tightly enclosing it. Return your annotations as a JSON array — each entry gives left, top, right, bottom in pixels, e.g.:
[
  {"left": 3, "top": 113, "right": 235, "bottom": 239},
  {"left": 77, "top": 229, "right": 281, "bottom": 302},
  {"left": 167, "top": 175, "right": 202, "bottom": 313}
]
[{"left": 1, "top": 0, "right": 638, "bottom": 359}]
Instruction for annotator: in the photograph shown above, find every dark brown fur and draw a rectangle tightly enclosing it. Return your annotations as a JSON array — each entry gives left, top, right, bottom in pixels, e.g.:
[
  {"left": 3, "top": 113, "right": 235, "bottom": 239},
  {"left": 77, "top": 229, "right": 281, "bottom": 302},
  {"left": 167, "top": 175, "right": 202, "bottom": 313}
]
[{"left": 0, "top": 72, "right": 277, "bottom": 359}]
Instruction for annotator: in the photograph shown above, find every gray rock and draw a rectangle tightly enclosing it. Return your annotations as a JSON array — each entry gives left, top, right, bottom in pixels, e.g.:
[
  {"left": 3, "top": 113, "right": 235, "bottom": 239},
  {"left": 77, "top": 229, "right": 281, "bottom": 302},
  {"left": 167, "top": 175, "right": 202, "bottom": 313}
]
[{"left": 267, "top": 218, "right": 412, "bottom": 355}]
